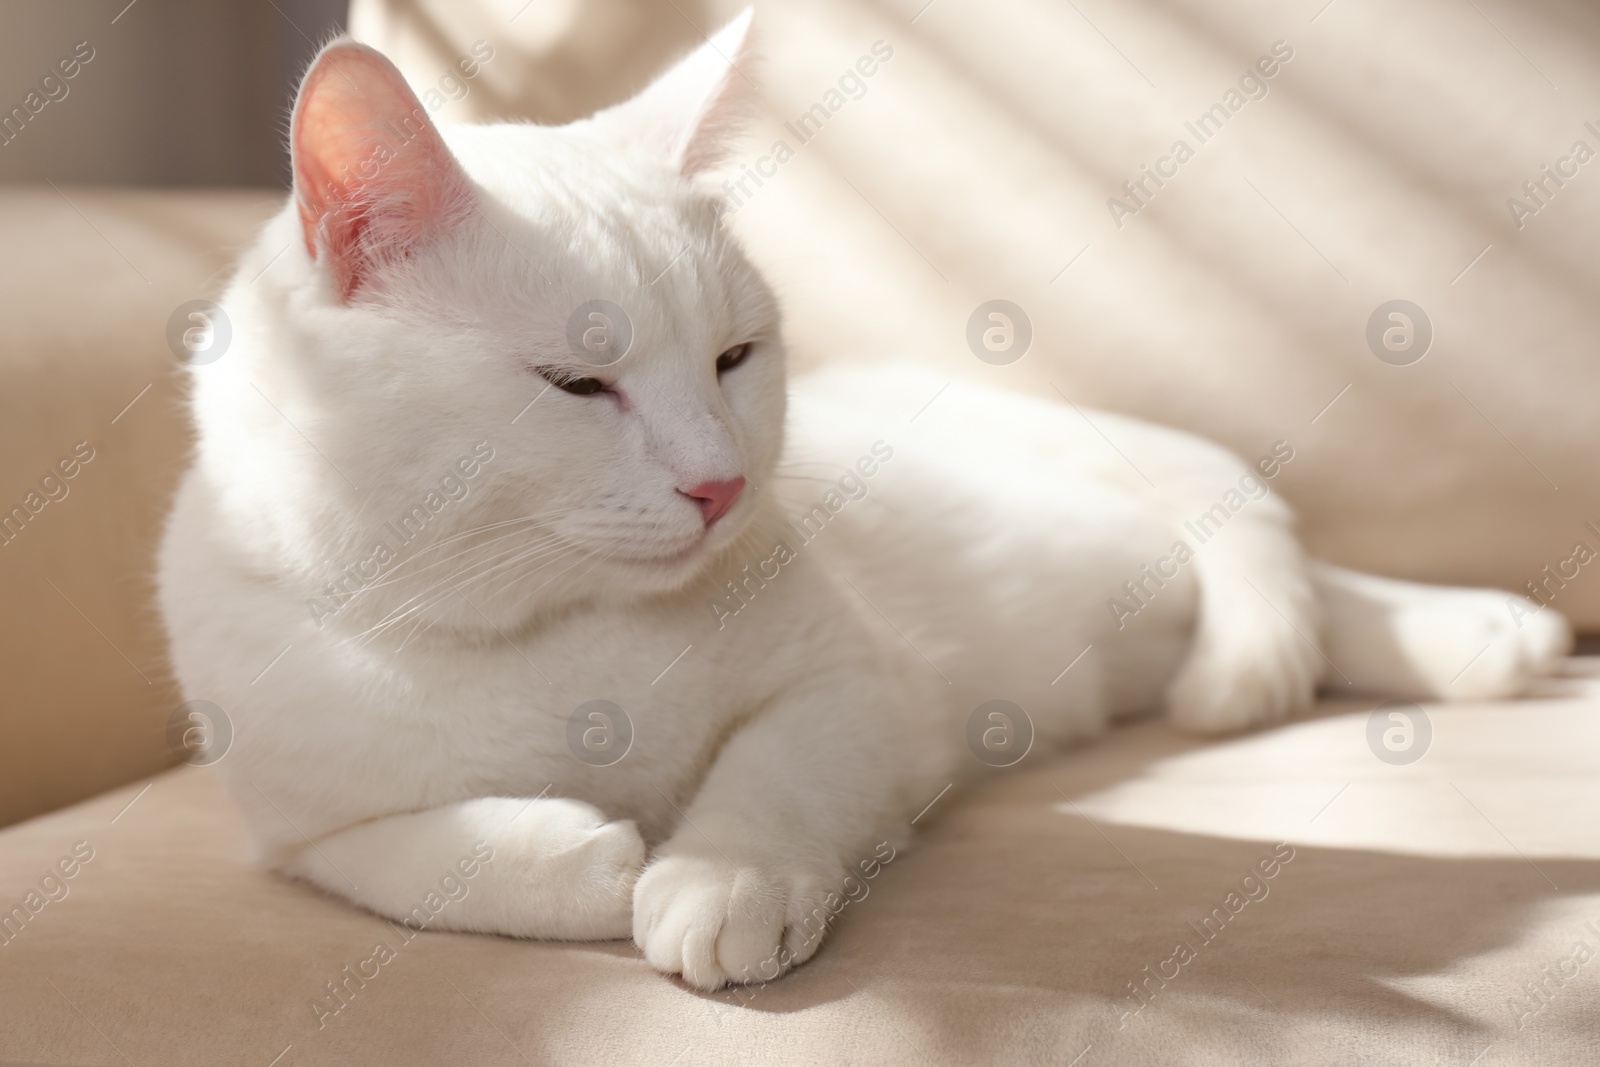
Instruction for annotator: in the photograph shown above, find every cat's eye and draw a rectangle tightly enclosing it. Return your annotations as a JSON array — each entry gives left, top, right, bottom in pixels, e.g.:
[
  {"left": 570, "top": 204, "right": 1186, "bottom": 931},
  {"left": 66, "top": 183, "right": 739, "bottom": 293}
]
[
  {"left": 537, "top": 367, "right": 605, "bottom": 395},
  {"left": 716, "top": 343, "right": 752, "bottom": 374}
]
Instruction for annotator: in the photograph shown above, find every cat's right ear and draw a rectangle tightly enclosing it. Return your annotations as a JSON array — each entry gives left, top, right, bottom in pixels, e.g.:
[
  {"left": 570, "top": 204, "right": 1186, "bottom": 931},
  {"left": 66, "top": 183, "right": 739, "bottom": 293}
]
[
  {"left": 593, "top": 9, "right": 757, "bottom": 177},
  {"left": 291, "top": 41, "right": 471, "bottom": 302}
]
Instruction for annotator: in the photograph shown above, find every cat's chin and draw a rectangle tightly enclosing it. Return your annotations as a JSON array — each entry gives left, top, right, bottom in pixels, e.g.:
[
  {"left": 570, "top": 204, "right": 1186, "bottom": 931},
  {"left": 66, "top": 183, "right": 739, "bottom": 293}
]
[
  {"left": 601, "top": 529, "right": 747, "bottom": 593},
  {"left": 605, "top": 536, "right": 713, "bottom": 574}
]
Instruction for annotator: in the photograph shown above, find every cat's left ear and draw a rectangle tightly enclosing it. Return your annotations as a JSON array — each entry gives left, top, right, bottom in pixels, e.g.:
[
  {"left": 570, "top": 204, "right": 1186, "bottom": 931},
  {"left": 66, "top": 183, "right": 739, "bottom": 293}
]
[{"left": 594, "top": 8, "right": 756, "bottom": 176}]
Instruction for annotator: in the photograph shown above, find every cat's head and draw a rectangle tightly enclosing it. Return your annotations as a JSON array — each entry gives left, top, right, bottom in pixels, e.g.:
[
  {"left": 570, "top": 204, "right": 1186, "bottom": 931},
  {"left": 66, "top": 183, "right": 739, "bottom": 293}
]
[{"left": 197, "top": 12, "right": 785, "bottom": 636}]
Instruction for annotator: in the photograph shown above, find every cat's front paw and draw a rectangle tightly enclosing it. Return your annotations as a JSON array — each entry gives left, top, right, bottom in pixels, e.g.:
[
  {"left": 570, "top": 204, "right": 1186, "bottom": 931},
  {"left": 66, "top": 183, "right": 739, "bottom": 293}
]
[
  {"left": 499, "top": 797, "right": 646, "bottom": 940},
  {"left": 632, "top": 851, "right": 835, "bottom": 989}
]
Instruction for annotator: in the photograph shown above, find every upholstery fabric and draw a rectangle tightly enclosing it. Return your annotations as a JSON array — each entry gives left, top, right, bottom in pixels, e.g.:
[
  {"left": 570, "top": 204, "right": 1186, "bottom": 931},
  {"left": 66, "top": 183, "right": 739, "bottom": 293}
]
[
  {"left": 0, "top": 188, "right": 279, "bottom": 828},
  {"left": 2, "top": 675, "right": 1597, "bottom": 1064}
]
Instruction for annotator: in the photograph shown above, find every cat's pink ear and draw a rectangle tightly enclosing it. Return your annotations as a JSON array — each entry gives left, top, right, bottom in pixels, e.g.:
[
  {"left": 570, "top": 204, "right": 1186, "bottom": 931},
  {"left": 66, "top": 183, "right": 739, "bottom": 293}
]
[
  {"left": 291, "top": 41, "right": 471, "bottom": 301},
  {"left": 597, "top": 8, "right": 757, "bottom": 176}
]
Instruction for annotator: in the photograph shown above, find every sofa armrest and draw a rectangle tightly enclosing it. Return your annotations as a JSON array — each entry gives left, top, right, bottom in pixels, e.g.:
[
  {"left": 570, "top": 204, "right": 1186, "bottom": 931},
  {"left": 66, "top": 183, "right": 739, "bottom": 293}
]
[{"left": 0, "top": 186, "right": 280, "bottom": 829}]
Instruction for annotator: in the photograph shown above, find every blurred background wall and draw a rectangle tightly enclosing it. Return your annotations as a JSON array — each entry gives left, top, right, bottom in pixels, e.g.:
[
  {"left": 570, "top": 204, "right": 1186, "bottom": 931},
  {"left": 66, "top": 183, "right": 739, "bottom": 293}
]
[
  {"left": 0, "top": 0, "right": 344, "bottom": 186},
  {"left": 351, "top": 0, "right": 1600, "bottom": 626},
  {"left": 4, "top": 0, "right": 1600, "bottom": 831}
]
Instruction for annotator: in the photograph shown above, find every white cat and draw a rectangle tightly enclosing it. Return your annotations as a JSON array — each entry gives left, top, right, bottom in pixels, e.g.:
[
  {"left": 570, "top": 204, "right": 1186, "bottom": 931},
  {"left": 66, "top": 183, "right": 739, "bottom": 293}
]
[{"left": 157, "top": 12, "right": 1570, "bottom": 990}]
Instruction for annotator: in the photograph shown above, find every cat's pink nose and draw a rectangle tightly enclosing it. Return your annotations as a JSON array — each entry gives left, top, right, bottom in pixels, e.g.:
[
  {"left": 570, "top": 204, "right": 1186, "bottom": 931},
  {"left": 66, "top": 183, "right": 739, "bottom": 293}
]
[{"left": 682, "top": 476, "right": 745, "bottom": 526}]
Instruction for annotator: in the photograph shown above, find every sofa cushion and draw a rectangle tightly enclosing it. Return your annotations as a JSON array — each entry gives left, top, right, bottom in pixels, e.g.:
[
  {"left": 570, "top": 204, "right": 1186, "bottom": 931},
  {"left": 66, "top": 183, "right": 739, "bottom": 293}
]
[{"left": 2, "top": 674, "right": 1596, "bottom": 1065}]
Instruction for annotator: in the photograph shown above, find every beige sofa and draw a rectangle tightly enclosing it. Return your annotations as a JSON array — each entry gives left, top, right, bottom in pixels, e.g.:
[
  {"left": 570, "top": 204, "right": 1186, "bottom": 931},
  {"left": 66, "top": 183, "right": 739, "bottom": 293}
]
[
  {"left": 4, "top": 0, "right": 1600, "bottom": 1062},
  {"left": 6, "top": 671, "right": 1600, "bottom": 1064}
]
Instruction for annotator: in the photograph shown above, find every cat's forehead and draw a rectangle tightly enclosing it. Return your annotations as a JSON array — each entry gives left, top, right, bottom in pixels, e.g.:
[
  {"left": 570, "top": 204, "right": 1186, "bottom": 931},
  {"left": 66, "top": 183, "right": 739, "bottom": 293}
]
[
  {"left": 443, "top": 122, "right": 719, "bottom": 253},
  {"left": 429, "top": 121, "right": 767, "bottom": 345}
]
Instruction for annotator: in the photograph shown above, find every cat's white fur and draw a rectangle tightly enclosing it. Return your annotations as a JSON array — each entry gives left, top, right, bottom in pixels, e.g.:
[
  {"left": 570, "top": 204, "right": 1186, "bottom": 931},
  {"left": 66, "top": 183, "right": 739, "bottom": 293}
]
[{"left": 157, "top": 14, "right": 1571, "bottom": 989}]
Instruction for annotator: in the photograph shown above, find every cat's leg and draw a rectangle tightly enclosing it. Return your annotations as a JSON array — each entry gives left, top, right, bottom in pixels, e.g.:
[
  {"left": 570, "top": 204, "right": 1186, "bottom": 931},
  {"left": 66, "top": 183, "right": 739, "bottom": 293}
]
[
  {"left": 1160, "top": 495, "right": 1325, "bottom": 734},
  {"left": 632, "top": 672, "right": 924, "bottom": 990},
  {"left": 281, "top": 796, "right": 646, "bottom": 940},
  {"left": 1312, "top": 562, "right": 1571, "bottom": 700}
]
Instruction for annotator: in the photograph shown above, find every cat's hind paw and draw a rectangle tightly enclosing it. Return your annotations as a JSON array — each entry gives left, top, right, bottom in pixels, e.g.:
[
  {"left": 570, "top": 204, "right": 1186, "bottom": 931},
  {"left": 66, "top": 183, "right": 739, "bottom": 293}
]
[
  {"left": 1164, "top": 609, "right": 1320, "bottom": 734},
  {"left": 1396, "top": 592, "right": 1572, "bottom": 700}
]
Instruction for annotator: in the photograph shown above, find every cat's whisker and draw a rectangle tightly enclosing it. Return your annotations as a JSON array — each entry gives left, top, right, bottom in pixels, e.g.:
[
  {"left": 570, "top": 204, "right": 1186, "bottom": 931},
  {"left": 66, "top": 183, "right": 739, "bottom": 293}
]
[
  {"left": 420, "top": 542, "right": 596, "bottom": 647},
  {"left": 406, "top": 508, "right": 585, "bottom": 557},
  {"left": 332, "top": 513, "right": 581, "bottom": 611},
  {"left": 350, "top": 521, "right": 568, "bottom": 596},
  {"left": 395, "top": 538, "right": 594, "bottom": 652},
  {"left": 445, "top": 526, "right": 581, "bottom": 585},
  {"left": 518, "top": 541, "right": 601, "bottom": 600},
  {"left": 446, "top": 540, "right": 583, "bottom": 606},
  {"left": 345, "top": 535, "right": 585, "bottom": 649}
]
